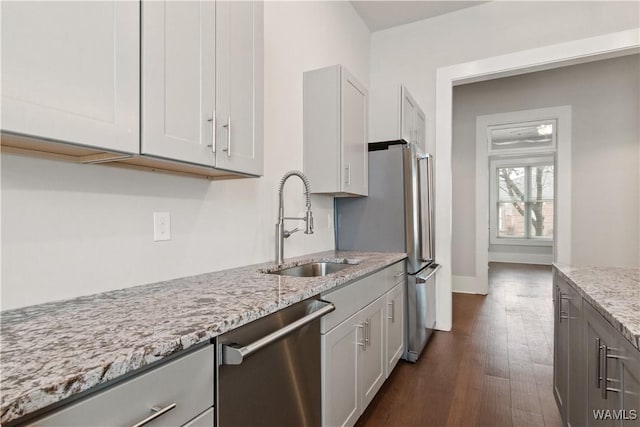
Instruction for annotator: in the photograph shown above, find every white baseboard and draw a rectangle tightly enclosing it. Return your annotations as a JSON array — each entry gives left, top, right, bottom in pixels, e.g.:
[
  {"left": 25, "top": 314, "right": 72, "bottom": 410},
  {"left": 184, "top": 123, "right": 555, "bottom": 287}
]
[
  {"left": 452, "top": 275, "right": 478, "bottom": 294},
  {"left": 488, "top": 252, "right": 553, "bottom": 265}
]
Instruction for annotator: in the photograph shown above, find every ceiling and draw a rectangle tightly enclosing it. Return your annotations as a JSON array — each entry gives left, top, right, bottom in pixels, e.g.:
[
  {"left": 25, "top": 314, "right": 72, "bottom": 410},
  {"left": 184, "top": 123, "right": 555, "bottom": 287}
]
[{"left": 350, "top": 1, "right": 488, "bottom": 32}]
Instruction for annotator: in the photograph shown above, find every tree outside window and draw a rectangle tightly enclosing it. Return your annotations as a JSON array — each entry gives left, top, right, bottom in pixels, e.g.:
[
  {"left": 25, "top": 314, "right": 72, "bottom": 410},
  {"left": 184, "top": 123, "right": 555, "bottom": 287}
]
[{"left": 497, "top": 164, "right": 554, "bottom": 240}]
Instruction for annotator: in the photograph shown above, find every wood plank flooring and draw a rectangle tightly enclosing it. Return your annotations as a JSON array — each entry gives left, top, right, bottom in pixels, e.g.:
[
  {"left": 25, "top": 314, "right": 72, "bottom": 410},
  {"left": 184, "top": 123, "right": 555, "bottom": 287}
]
[{"left": 355, "top": 262, "right": 563, "bottom": 427}]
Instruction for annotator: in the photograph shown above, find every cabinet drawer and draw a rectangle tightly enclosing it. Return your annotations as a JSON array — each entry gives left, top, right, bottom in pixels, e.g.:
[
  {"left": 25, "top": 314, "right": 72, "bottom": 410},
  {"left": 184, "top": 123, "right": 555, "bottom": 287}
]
[
  {"left": 385, "top": 261, "right": 406, "bottom": 290},
  {"left": 321, "top": 269, "right": 386, "bottom": 333},
  {"left": 29, "top": 345, "right": 214, "bottom": 427}
]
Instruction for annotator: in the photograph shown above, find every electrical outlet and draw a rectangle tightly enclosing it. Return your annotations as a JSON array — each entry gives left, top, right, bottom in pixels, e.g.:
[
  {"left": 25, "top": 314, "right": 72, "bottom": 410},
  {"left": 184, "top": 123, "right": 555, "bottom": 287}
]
[{"left": 153, "top": 212, "right": 171, "bottom": 241}]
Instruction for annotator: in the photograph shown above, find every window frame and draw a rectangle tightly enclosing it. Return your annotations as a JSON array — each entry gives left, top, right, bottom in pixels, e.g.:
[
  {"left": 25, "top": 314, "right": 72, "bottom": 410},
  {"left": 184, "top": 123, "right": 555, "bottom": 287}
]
[{"left": 489, "top": 156, "right": 555, "bottom": 246}]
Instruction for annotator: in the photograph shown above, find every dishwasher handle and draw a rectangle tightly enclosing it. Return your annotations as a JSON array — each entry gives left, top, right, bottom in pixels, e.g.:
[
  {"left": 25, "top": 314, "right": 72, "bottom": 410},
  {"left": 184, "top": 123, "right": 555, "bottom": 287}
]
[{"left": 222, "top": 300, "right": 335, "bottom": 365}]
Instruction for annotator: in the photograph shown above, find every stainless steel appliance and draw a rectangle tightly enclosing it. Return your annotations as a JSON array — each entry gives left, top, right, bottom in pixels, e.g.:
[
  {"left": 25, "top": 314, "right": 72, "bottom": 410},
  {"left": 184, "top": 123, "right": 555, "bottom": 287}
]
[
  {"left": 336, "top": 142, "right": 436, "bottom": 362},
  {"left": 216, "top": 298, "right": 334, "bottom": 427}
]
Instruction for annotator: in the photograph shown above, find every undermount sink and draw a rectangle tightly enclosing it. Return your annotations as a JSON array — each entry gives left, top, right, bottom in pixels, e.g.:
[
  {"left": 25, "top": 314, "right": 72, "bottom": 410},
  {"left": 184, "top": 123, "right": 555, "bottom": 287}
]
[{"left": 268, "top": 261, "right": 352, "bottom": 277}]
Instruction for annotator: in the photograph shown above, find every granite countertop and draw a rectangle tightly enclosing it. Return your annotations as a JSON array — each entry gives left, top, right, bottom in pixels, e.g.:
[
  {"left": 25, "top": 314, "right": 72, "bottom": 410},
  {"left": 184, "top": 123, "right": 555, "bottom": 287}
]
[
  {"left": 0, "top": 250, "right": 406, "bottom": 424},
  {"left": 553, "top": 263, "right": 640, "bottom": 351}
]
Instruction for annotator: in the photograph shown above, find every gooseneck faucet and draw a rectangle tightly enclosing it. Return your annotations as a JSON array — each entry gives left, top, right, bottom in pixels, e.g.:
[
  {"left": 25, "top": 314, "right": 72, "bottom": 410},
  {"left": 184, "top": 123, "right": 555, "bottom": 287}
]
[{"left": 275, "top": 170, "right": 314, "bottom": 265}]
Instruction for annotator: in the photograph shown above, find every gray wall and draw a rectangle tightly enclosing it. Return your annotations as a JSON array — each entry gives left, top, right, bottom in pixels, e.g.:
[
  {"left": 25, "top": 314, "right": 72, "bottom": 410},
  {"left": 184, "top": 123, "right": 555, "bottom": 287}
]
[{"left": 452, "top": 54, "right": 640, "bottom": 276}]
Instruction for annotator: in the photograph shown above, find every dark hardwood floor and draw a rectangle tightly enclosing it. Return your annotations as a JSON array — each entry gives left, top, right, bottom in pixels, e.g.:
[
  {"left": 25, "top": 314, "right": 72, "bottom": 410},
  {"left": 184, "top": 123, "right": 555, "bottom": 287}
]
[{"left": 356, "top": 262, "right": 563, "bottom": 427}]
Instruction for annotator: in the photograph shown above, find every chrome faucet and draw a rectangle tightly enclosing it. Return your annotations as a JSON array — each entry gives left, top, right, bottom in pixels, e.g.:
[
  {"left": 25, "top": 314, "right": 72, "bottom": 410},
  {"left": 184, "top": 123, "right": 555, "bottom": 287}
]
[{"left": 275, "top": 170, "right": 314, "bottom": 265}]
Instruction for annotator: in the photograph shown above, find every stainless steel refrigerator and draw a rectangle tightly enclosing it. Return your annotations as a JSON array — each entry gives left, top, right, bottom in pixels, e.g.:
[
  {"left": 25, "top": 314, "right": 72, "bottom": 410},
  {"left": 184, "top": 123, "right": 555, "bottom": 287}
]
[{"left": 336, "top": 141, "right": 438, "bottom": 362}]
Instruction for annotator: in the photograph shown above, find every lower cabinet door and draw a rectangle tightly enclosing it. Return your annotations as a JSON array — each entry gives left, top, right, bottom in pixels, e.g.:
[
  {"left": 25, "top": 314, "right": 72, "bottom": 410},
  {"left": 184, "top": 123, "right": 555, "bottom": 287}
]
[
  {"left": 617, "top": 331, "right": 640, "bottom": 424},
  {"left": 584, "top": 303, "right": 620, "bottom": 427},
  {"left": 360, "top": 296, "right": 386, "bottom": 411},
  {"left": 183, "top": 407, "right": 214, "bottom": 427},
  {"left": 322, "top": 312, "right": 361, "bottom": 427},
  {"left": 385, "top": 281, "right": 405, "bottom": 377}
]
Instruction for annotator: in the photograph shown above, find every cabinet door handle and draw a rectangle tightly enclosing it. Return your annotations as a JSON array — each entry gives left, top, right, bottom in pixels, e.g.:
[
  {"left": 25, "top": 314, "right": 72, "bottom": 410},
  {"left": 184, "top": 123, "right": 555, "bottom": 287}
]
[
  {"left": 131, "top": 403, "right": 176, "bottom": 427},
  {"left": 601, "top": 346, "right": 622, "bottom": 399},
  {"left": 595, "top": 338, "right": 602, "bottom": 388},
  {"left": 364, "top": 320, "right": 370, "bottom": 347},
  {"left": 388, "top": 301, "right": 395, "bottom": 322},
  {"left": 558, "top": 291, "right": 569, "bottom": 322},
  {"left": 356, "top": 323, "right": 366, "bottom": 349},
  {"left": 207, "top": 112, "right": 216, "bottom": 153},
  {"left": 345, "top": 164, "right": 351, "bottom": 186},
  {"left": 222, "top": 116, "right": 231, "bottom": 157}
]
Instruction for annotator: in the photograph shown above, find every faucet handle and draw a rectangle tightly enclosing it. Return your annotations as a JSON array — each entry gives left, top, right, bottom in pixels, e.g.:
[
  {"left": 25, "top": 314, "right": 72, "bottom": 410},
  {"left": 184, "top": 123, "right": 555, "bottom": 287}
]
[
  {"left": 283, "top": 228, "right": 300, "bottom": 238},
  {"left": 305, "top": 210, "right": 314, "bottom": 234}
]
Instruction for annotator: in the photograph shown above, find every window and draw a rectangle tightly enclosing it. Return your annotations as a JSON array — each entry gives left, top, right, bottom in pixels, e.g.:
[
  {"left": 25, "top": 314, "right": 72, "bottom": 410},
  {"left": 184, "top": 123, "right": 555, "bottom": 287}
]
[
  {"left": 490, "top": 157, "right": 554, "bottom": 245},
  {"left": 488, "top": 119, "right": 556, "bottom": 155}
]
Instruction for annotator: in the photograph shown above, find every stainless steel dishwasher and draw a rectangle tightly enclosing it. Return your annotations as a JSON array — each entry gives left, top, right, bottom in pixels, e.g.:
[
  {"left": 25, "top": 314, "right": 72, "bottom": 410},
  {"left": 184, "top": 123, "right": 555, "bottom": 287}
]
[{"left": 216, "top": 298, "right": 334, "bottom": 427}]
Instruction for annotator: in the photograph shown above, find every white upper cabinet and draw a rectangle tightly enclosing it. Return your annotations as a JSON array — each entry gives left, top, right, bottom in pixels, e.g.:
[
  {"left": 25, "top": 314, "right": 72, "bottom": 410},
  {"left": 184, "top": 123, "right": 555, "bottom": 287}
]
[
  {"left": 142, "top": 0, "right": 263, "bottom": 175},
  {"left": 304, "top": 65, "right": 368, "bottom": 197},
  {"left": 141, "top": 1, "right": 216, "bottom": 166},
  {"left": 1, "top": 1, "right": 139, "bottom": 154},
  {"left": 369, "top": 84, "right": 426, "bottom": 151},
  {"left": 214, "top": 1, "right": 264, "bottom": 176}
]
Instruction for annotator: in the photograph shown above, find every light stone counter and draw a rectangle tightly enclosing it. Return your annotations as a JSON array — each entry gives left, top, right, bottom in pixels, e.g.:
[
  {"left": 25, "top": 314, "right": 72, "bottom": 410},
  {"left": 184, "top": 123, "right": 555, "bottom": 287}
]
[
  {"left": 553, "top": 263, "right": 640, "bottom": 351},
  {"left": 0, "top": 250, "right": 406, "bottom": 425}
]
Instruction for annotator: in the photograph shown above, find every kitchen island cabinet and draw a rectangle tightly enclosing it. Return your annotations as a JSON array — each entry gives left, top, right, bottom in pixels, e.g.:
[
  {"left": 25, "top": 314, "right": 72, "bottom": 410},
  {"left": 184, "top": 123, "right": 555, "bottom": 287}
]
[{"left": 553, "top": 264, "right": 640, "bottom": 427}]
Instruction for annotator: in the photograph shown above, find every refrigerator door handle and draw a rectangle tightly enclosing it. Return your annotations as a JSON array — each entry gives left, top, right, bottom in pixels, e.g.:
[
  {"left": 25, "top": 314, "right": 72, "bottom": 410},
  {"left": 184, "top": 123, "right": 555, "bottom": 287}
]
[{"left": 417, "top": 153, "right": 434, "bottom": 263}]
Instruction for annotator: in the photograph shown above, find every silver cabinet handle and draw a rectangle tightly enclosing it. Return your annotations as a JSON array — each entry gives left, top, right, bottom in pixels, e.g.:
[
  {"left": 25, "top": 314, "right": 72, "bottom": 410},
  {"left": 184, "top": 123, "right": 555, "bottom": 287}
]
[
  {"left": 344, "top": 164, "right": 351, "bottom": 186},
  {"left": 222, "top": 116, "right": 231, "bottom": 157},
  {"left": 388, "top": 301, "right": 395, "bottom": 322},
  {"left": 595, "top": 337, "right": 602, "bottom": 388},
  {"left": 364, "top": 320, "right": 370, "bottom": 347},
  {"left": 558, "top": 291, "right": 569, "bottom": 322},
  {"left": 222, "top": 300, "right": 334, "bottom": 365},
  {"left": 356, "top": 323, "right": 365, "bottom": 348},
  {"left": 601, "top": 345, "right": 621, "bottom": 399},
  {"left": 393, "top": 272, "right": 404, "bottom": 277},
  {"left": 131, "top": 403, "right": 176, "bottom": 427},
  {"left": 207, "top": 112, "right": 216, "bottom": 152}
]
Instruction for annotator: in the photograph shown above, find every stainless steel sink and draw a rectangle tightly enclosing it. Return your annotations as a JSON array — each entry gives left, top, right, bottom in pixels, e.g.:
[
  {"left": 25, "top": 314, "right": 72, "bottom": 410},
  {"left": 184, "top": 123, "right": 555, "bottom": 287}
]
[{"left": 268, "top": 261, "right": 352, "bottom": 277}]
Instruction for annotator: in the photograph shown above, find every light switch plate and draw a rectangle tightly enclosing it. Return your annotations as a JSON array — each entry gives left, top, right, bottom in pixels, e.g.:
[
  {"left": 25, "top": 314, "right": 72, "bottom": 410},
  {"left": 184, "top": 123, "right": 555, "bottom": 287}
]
[{"left": 153, "top": 212, "right": 171, "bottom": 241}]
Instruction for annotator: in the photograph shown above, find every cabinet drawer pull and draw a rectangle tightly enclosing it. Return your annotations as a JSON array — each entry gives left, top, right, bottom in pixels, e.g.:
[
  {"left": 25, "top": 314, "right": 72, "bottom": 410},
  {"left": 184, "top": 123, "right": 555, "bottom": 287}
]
[
  {"left": 131, "top": 403, "right": 176, "bottom": 427},
  {"left": 223, "top": 116, "right": 231, "bottom": 157},
  {"left": 393, "top": 272, "right": 404, "bottom": 277},
  {"left": 388, "top": 301, "right": 395, "bottom": 322}
]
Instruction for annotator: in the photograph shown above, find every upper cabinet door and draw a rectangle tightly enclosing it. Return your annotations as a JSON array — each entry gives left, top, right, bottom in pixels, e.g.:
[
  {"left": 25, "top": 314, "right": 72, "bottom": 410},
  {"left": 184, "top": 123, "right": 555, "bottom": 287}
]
[
  {"left": 215, "top": 1, "right": 264, "bottom": 176},
  {"left": 400, "top": 86, "right": 416, "bottom": 144},
  {"left": 141, "top": 1, "right": 216, "bottom": 167},
  {"left": 415, "top": 108, "right": 426, "bottom": 151},
  {"left": 1, "top": 1, "right": 139, "bottom": 154},
  {"left": 341, "top": 69, "right": 368, "bottom": 197}
]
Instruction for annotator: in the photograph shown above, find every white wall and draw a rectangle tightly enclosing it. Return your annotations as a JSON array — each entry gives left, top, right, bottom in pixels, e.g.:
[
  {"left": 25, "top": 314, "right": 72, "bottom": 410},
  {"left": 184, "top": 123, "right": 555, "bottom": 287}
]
[
  {"left": 370, "top": 1, "right": 640, "bottom": 155},
  {"left": 0, "top": 1, "right": 371, "bottom": 310},
  {"left": 452, "top": 55, "right": 640, "bottom": 274}
]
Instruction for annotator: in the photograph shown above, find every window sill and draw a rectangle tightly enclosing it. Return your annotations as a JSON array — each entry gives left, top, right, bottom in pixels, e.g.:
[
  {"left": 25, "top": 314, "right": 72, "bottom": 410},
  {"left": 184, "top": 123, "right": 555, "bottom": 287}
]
[{"left": 490, "top": 237, "right": 553, "bottom": 247}]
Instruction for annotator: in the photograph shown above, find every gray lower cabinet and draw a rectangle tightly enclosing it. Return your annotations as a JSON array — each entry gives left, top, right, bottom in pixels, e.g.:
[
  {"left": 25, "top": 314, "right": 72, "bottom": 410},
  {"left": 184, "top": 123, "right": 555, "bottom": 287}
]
[
  {"left": 553, "top": 274, "right": 584, "bottom": 427},
  {"left": 554, "top": 270, "right": 640, "bottom": 426},
  {"left": 320, "top": 261, "right": 406, "bottom": 427},
  {"left": 27, "top": 345, "right": 214, "bottom": 427}
]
